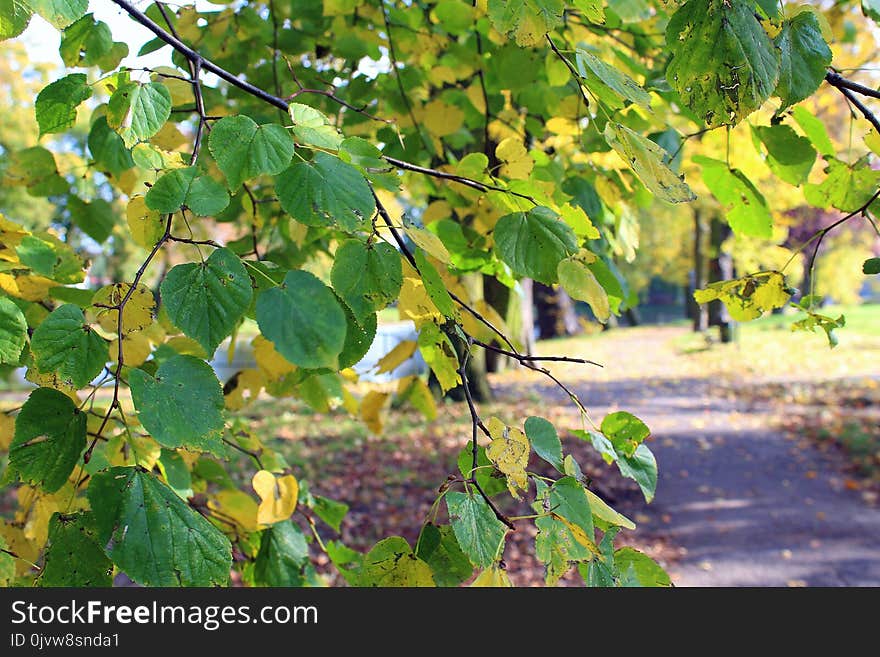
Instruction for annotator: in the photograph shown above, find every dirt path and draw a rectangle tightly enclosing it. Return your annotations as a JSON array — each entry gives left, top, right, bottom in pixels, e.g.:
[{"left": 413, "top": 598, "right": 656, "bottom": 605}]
[{"left": 534, "top": 327, "right": 880, "bottom": 586}]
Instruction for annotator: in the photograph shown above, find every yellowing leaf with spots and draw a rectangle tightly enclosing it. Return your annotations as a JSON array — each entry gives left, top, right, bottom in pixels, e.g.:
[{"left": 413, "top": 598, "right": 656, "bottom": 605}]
[
  {"left": 422, "top": 99, "right": 464, "bottom": 137},
  {"left": 398, "top": 275, "right": 443, "bottom": 329},
  {"left": 552, "top": 513, "right": 600, "bottom": 555},
  {"left": 360, "top": 390, "right": 389, "bottom": 434},
  {"left": 0, "top": 273, "right": 57, "bottom": 301},
  {"left": 496, "top": 137, "right": 534, "bottom": 180},
  {"left": 91, "top": 283, "right": 155, "bottom": 335},
  {"left": 252, "top": 470, "right": 299, "bottom": 527},
  {"left": 486, "top": 416, "right": 529, "bottom": 498},
  {"left": 694, "top": 271, "right": 793, "bottom": 321},
  {"left": 376, "top": 340, "right": 418, "bottom": 374},
  {"left": 126, "top": 196, "right": 166, "bottom": 248},
  {"left": 471, "top": 566, "right": 513, "bottom": 587},
  {"left": 224, "top": 368, "right": 264, "bottom": 410}
]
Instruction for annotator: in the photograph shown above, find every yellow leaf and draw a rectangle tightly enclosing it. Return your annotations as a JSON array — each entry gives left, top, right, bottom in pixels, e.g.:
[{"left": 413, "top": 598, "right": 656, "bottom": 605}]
[
  {"left": 418, "top": 325, "right": 460, "bottom": 393},
  {"left": 91, "top": 283, "right": 156, "bottom": 335},
  {"left": 108, "top": 330, "right": 153, "bottom": 367},
  {"left": 0, "top": 273, "right": 57, "bottom": 301},
  {"left": 422, "top": 99, "right": 464, "bottom": 138},
  {"left": 149, "top": 121, "right": 187, "bottom": 150},
  {"left": 557, "top": 254, "right": 610, "bottom": 322},
  {"left": 0, "top": 520, "right": 40, "bottom": 577},
  {"left": 485, "top": 417, "right": 529, "bottom": 498},
  {"left": 545, "top": 117, "right": 579, "bottom": 136},
  {"left": 0, "top": 413, "right": 14, "bottom": 450},
  {"left": 864, "top": 130, "right": 880, "bottom": 156},
  {"left": 460, "top": 299, "right": 510, "bottom": 344},
  {"left": 224, "top": 368, "right": 264, "bottom": 410},
  {"left": 397, "top": 375, "right": 437, "bottom": 421},
  {"left": 398, "top": 276, "right": 443, "bottom": 329},
  {"left": 585, "top": 489, "right": 636, "bottom": 530},
  {"left": 341, "top": 386, "right": 359, "bottom": 415},
  {"left": 253, "top": 335, "right": 296, "bottom": 380},
  {"left": 376, "top": 340, "right": 418, "bottom": 374},
  {"left": 694, "top": 271, "right": 792, "bottom": 322},
  {"left": 404, "top": 226, "right": 452, "bottom": 264},
  {"left": 24, "top": 367, "right": 79, "bottom": 401},
  {"left": 466, "top": 82, "right": 486, "bottom": 114},
  {"left": 126, "top": 196, "right": 166, "bottom": 248},
  {"left": 496, "top": 137, "right": 533, "bottom": 180},
  {"left": 209, "top": 490, "right": 260, "bottom": 533},
  {"left": 164, "top": 336, "right": 208, "bottom": 358},
  {"left": 471, "top": 566, "right": 512, "bottom": 587},
  {"left": 131, "top": 143, "right": 186, "bottom": 171},
  {"left": 150, "top": 67, "right": 193, "bottom": 106},
  {"left": 360, "top": 390, "right": 389, "bottom": 434},
  {"left": 422, "top": 200, "right": 451, "bottom": 226},
  {"left": 0, "top": 214, "right": 30, "bottom": 262},
  {"left": 252, "top": 470, "right": 299, "bottom": 526},
  {"left": 560, "top": 203, "right": 600, "bottom": 239}
]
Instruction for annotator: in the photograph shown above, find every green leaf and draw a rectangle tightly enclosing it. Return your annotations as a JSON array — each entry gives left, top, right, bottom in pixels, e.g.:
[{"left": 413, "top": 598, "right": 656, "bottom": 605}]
[
  {"left": 35, "top": 73, "right": 92, "bottom": 137},
  {"left": 457, "top": 445, "right": 507, "bottom": 497},
  {"left": 145, "top": 166, "right": 230, "bottom": 216},
  {"left": 614, "top": 547, "right": 671, "bottom": 587},
  {"left": 864, "top": 258, "right": 880, "bottom": 275},
  {"left": 88, "top": 466, "right": 231, "bottom": 586},
  {"left": 67, "top": 196, "right": 115, "bottom": 243},
  {"left": 157, "top": 448, "right": 192, "bottom": 500},
  {"left": 288, "top": 103, "right": 343, "bottom": 150},
  {"left": 254, "top": 520, "right": 309, "bottom": 587},
  {"left": 493, "top": 206, "right": 577, "bottom": 284},
  {"left": 558, "top": 253, "right": 610, "bottom": 322},
  {"left": 804, "top": 158, "right": 880, "bottom": 213},
  {"left": 752, "top": 124, "right": 816, "bottom": 186},
  {"left": 0, "top": 296, "right": 27, "bottom": 365},
  {"left": 129, "top": 355, "right": 225, "bottom": 450},
  {"left": 532, "top": 480, "right": 592, "bottom": 585},
  {"left": 338, "top": 304, "right": 376, "bottom": 369},
  {"left": 487, "top": 0, "right": 564, "bottom": 47},
  {"left": 256, "top": 270, "right": 347, "bottom": 369},
  {"left": 88, "top": 115, "right": 134, "bottom": 175},
  {"left": 0, "top": 0, "right": 32, "bottom": 41},
  {"left": 312, "top": 495, "right": 348, "bottom": 533},
  {"left": 524, "top": 416, "right": 563, "bottom": 472},
  {"left": 4, "top": 146, "right": 67, "bottom": 196},
  {"left": 415, "top": 523, "right": 473, "bottom": 587},
  {"left": 207, "top": 115, "right": 295, "bottom": 191},
  {"left": 865, "top": 0, "right": 880, "bottom": 22},
  {"left": 791, "top": 106, "right": 835, "bottom": 157},
  {"left": 413, "top": 249, "right": 457, "bottom": 319},
  {"left": 106, "top": 81, "right": 172, "bottom": 147},
  {"left": 694, "top": 156, "right": 773, "bottom": 238},
  {"left": 330, "top": 240, "right": 402, "bottom": 324},
  {"left": 774, "top": 11, "right": 832, "bottom": 110},
  {"left": 39, "top": 512, "right": 112, "bottom": 586},
  {"left": 600, "top": 410, "right": 650, "bottom": 458},
  {"left": 604, "top": 123, "right": 695, "bottom": 203},
  {"left": 276, "top": 152, "right": 375, "bottom": 232},
  {"left": 0, "top": 535, "right": 13, "bottom": 585},
  {"left": 17, "top": 235, "right": 55, "bottom": 276},
  {"left": 27, "top": 0, "right": 87, "bottom": 29},
  {"left": 585, "top": 488, "right": 636, "bottom": 530},
  {"left": 666, "top": 0, "right": 780, "bottom": 127},
  {"left": 160, "top": 248, "right": 252, "bottom": 355},
  {"left": 31, "top": 304, "right": 107, "bottom": 388},
  {"left": 59, "top": 14, "right": 126, "bottom": 70},
  {"left": 8, "top": 387, "right": 86, "bottom": 492},
  {"left": 576, "top": 49, "right": 650, "bottom": 111},
  {"left": 549, "top": 477, "right": 595, "bottom": 547},
  {"left": 358, "top": 536, "right": 435, "bottom": 587},
  {"left": 572, "top": 0, "right": 604, "bottom": 23},
  {"left": 617, "top": 444, "right": 657, "bottom": 503},
  {"left": 446, "top": 490, "right": 507, "bottom": 568}
]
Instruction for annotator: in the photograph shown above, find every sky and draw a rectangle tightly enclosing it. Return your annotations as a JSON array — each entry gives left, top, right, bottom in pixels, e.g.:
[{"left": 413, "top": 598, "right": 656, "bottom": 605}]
[{"left": 20, "top": 0, "right": 226, "bottom": 68}]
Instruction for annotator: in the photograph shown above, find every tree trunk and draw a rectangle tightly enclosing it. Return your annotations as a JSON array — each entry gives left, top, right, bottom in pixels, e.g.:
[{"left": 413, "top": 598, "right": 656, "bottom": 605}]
[
  {"left": 519, "top": 278, "right": 536, "bottom": 355},
  {"left": 534, "top": 282, "right": 580, "bottom": 339},
  {"left": 708, "top": 216, "right": 736, "bottom": 343},
  {"left": 691, "top": 209, "right": 709, "bottom": 332},
  {"left": 624, "top": 307, "right": 641, "bottom": 326},
  {"left": 483, "top": 274, "right": 511, "bottom": 373}
]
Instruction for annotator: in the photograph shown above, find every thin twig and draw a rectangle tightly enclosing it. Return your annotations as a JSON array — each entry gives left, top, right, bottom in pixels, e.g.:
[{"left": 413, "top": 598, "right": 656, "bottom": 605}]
[{"left": 472, "top": 338, "right": 603, "bottom": 367}]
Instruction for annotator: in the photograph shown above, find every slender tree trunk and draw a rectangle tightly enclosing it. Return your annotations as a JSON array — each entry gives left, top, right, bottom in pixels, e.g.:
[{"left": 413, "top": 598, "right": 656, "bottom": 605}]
[
  {"left": 519, "top": 278, "right": 536, "bottom": 355},
  {"left": 534, "top": 283, "right": 580, "bottom": 339},
  {"left": 708, "top": 216, "right": 736, "bottom": 343},
  {"left": 691, "top": 209, "right": 709, "bottom": 332},
  {"left": 624, "top": 307, "right": 641, "bottom": 326},
  {"left": 483, "top": 274, "right": 511, "bottom": 372}
]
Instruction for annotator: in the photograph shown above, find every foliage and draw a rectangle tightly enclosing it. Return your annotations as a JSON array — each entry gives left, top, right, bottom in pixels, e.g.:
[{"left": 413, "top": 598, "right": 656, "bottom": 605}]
[{"left": 0, "top": 0, "right": 877, "bottom": 588}]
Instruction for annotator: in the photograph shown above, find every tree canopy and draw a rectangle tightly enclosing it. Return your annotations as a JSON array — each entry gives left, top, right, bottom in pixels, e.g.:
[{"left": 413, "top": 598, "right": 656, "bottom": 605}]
[{"left": 0, "top": 0, "right": 878, "bottom": 587}]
